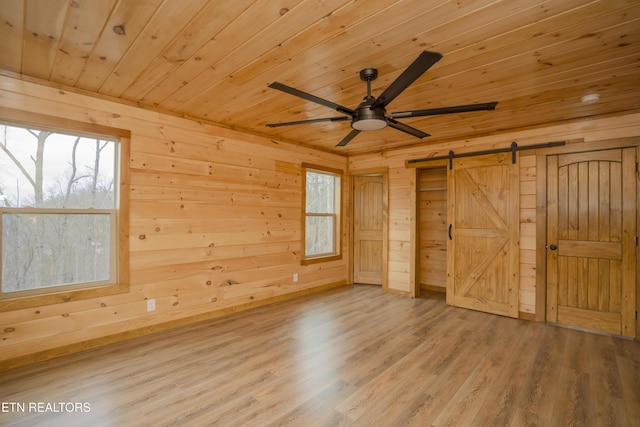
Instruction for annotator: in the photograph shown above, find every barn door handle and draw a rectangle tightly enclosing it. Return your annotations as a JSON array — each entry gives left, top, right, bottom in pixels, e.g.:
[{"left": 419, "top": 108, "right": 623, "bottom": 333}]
[
  {"left": 448, "top": 224, "right": 452, "bottom": 240},
  {"left": 549, "top": 244, "right": 557, "bottom": 250}
]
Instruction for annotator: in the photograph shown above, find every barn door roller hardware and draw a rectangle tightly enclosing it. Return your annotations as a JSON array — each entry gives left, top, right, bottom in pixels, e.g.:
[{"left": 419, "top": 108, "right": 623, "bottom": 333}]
[{"left": 406, "top": 141, "right": 566, "bottom": 169}]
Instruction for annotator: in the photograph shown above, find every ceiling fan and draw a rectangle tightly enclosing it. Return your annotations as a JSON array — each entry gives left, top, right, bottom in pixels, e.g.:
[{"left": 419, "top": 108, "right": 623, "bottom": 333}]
[{"left": 266, "top": 50, "right": 498, "bottom": 147}]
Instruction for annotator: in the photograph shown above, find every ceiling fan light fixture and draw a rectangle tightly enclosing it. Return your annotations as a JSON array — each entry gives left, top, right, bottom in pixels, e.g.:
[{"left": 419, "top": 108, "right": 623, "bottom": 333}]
[
  {"left": 352, "top": 99, "right": 388, "bottom": 131},
  {"left": 352, "top": 118, "right": 387, "bottom": 131}
]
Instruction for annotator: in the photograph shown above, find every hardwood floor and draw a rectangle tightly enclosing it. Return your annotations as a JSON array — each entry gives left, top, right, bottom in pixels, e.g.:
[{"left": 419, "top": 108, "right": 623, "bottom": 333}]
[{"left": 0, "top": 285, "right": 638, "bottom": 426}]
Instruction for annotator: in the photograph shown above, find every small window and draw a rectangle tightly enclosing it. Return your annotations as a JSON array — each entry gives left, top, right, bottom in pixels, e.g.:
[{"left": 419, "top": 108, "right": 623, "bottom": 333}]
[
  {"left": 302, "top": 163, "right": 342, "bottom": 264},
  {"left": 0, "top": 122, "right": 120, "bottom": 299}
]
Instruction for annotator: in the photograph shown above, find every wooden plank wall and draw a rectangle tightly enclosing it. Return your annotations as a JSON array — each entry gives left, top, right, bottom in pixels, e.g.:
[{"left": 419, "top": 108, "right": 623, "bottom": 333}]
[
  {"left": 417, "top": 168, "right": 447, "bottom": 293},
  {"left": 519, "top": 154, "right": 537, "bottom": 315},
  {"left": 350, "top": 112, "right": 640, "bottom": 314},
  {"left": 0, "top": 76, "right": 348, "bottom": 367}
]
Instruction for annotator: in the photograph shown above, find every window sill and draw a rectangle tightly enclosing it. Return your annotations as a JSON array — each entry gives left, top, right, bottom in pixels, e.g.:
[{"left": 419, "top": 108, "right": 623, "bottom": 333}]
[
  {"left": 301, "top": 254, "right": 342, "bottom": 266},
  {"left": 0, "top": 282, "right": 129, "bottom": 313}
]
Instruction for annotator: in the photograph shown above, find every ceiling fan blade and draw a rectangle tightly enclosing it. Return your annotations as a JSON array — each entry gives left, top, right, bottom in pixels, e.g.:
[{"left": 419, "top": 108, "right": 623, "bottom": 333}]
[
  {"left": 336, "top": 129, "right": 361, "bottom": 147},
  {"left": 387, "top": 118, "right": 430, "bottom": 138},
  {"left": 266, "top": 116, "right": 350, "bottom": 128},
  {"left": 388, "top": 101, "right": 498, "bottom": 119},
  {"left": 371, "top": 51, "right": 443, "bottom": 109},
  {"left": 268, "top": 82, "right": 354, "bottom": 116}
]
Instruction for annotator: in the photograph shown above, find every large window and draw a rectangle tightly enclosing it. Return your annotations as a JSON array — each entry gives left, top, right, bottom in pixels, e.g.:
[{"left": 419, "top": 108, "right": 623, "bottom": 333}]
[
  {"left": 0, "top": 122, "right": 121, "bottom": 299},
  {"left": 302, "top": 163, "right": 342, "bottom": 264}
]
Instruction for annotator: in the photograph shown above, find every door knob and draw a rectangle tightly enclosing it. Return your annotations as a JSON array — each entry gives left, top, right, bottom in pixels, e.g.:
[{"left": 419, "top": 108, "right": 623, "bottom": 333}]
[{"left": 549, "top": 244, "right": 557, "bottom": 250}]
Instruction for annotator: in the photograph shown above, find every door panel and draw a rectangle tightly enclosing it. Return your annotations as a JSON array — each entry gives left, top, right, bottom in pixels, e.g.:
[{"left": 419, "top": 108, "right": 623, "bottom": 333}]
[
  {"left": 353, "top": 175, "right": 384, "bottom": 285},
  {"left": 546, "top": 147, "right": 637, "bottom": 337},
  {"left": 447, "top": 153, "right": 520, "bottom": 318}
]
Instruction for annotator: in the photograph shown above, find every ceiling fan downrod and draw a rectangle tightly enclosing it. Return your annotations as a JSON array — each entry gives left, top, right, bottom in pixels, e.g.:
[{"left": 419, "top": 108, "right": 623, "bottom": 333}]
[{"left": 352, "top": 68, "right": 387, "bottom": 131}]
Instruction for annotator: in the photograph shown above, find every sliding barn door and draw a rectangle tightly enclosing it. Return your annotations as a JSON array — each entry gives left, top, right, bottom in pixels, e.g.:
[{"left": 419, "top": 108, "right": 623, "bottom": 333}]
[
  {"left": 353, "top": 175, "right": 384, "bottom": 285},
  {"left": 447, "top": 153, "right": 520, "bottom": 318},
  {"left": 546, "top": 147, "right": 637, "bottom": 337}
]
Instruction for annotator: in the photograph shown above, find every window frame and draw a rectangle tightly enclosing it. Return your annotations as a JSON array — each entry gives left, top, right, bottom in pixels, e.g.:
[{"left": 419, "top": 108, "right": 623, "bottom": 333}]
[
  {"left": 301, "top": 163, "right": 342, "bottom": 265},
  {"left": 0, "top": 111, "right": 130, "bottom": 312}
]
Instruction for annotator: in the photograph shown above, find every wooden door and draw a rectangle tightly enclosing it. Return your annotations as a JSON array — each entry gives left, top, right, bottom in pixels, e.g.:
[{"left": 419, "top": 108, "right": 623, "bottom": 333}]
[
  {"left": 546, "top": 147, "right": 637, "bottom": 337},
  {"left": 447, "top": 153, "right": 520, "bottom": 318},
  {"left": 353, "top": 175, "right": 384, "bottom": 285}
]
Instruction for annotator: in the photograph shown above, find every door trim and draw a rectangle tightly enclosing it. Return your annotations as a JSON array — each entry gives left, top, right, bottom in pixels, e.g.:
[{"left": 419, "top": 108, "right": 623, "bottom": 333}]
[
  {"left": 349, "top": 168, "right": 389, "bottom": 292},
  {"left": 535, "top": 137, "right": 640, "bottom": 338}
]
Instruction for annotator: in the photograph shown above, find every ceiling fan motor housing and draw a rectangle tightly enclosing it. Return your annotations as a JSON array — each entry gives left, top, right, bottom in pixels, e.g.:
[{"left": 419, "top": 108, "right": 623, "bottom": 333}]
[{"left": 352, "top": 96, "right": 387, "bottom": 130}]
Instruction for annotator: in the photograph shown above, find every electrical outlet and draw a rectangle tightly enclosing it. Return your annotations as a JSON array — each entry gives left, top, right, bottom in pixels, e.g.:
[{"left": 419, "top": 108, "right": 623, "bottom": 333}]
[
  {"left": 293, "top": 273, "right": 299, "bottom": 282},
  {"left": 146, "top": 298, "right": 156, "bottom": 312}
]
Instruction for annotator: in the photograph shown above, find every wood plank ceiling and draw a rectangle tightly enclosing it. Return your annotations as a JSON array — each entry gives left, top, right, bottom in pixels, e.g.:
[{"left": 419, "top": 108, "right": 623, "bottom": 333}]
[{"left": 1, "top": 0, "right": 639, "bottom": 155}]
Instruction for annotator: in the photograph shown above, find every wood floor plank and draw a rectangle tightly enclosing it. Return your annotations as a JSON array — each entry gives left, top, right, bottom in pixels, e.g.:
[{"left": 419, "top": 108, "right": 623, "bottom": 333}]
[
  {"left": 0, "top": 285, "right": 638, "bottom": 426},
  {"left": 461, "top": 322, "right": 536, "bottom": 427}
]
